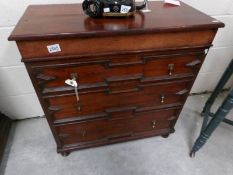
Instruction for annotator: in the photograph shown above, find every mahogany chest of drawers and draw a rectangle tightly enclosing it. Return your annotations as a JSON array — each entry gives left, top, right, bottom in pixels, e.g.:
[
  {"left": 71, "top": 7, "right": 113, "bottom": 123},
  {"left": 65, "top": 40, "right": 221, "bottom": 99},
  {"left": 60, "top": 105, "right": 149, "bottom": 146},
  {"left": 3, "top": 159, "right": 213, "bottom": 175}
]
[{"left": 9, "top": 2, "right": 224, "bottom": 156}]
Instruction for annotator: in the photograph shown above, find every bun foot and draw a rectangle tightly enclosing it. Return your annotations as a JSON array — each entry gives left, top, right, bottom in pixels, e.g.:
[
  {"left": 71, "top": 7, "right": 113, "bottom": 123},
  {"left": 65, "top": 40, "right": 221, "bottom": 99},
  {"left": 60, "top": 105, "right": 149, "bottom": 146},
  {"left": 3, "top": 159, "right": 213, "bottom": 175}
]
[
  {"left": 61, "top": 152, "right": 70, "bottom": 157},
  {"left": 161, "top": 134, "right": 169, "bottom": 138}
]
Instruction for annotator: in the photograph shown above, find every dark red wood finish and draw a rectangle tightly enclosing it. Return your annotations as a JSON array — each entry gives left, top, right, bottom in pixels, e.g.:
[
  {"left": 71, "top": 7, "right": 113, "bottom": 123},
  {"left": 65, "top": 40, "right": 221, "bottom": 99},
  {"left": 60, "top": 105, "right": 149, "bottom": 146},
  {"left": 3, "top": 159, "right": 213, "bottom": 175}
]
[
  {"left": 46, "top": 79, "right": 191, "bottom": 123},
  {"left": 56, "top": 107, "right": 180, "bottom": 146},
  {"left": 31, "top": 51, "right": 203, "bottom": 94},
  {"left": 9, "top": 2, "right": 224, "bottom": 156},
  {"left": 8, "top": 2, "right": 224, "bottom": 41}
]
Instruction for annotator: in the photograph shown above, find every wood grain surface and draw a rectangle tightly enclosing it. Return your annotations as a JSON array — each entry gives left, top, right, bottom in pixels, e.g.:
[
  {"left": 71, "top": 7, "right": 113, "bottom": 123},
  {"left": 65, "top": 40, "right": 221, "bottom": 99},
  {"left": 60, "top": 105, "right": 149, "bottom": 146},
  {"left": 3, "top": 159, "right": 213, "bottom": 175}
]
[{"left": 8, "top": 2, "right": 224, "bottom": 41}]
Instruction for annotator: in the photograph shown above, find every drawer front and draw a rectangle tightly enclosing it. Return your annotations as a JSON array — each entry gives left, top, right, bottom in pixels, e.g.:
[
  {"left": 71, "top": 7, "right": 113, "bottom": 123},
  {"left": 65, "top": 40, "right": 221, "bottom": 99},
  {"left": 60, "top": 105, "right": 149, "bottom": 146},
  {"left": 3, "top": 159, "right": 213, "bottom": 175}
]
[
  {"left": 56, "top": 107, "right": 180, "bottom": 146},
  {"left": 46, "top": 80, "right": 191, "bottom": 123},
  {"left": 32, "top": 52, "right": 203, "bottom": 95},
  {"left": 18, "top": 30, "right": 215, "bottom": 59}
]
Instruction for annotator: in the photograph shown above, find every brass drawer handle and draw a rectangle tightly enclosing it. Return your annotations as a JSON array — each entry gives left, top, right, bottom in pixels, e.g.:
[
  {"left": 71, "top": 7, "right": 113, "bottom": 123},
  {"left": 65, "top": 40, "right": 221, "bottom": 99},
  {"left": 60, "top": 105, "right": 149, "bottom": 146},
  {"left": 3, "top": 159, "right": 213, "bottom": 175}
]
[
  {"left": 81, "top": 130, "right": 86, "bottom": 137},
  {"left": 152, "top": 120, "right": 156, "bottom": 129},
  {"left": 160, "top": 95, "right": 165, "bottom": 103},
  {"left": 76, "top": 129, "right": 87, "bottom": 137},
  {"left": 168, "top": 64, "right": 174, "bottom": 76}
]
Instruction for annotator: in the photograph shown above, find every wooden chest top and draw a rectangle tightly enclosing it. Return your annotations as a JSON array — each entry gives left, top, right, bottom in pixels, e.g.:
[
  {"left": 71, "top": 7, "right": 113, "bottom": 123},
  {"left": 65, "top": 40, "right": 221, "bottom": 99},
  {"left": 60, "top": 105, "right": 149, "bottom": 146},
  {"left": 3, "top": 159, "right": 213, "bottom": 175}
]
[{"left": 9, "top": 1, "right": 224, "bottom": 41}]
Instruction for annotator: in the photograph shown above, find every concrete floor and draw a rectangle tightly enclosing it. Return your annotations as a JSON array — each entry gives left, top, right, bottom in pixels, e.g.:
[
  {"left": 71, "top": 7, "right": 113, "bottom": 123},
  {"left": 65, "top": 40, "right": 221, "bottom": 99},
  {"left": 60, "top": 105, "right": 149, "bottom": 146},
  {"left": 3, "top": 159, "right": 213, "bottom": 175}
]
[{"left": 1, "top": 94, "right": 233, "bottom": 175}]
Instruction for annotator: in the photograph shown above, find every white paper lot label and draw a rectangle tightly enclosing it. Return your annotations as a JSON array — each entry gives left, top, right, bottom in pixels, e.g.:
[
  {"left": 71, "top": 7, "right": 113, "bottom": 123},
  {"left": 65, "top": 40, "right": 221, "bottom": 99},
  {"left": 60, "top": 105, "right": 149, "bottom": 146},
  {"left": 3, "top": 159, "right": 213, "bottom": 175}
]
[
  {"left": 47, "top": 44, "right": 61, "bottom": 53},
  {"left": 104, "top": 8, "right": 110, "bottom": 12},
  {"left": 120, "top": 5, "right": 131, "bottom": 13},
  {"left": 164, "top": 0, "right": 181, "bottom": 6}
]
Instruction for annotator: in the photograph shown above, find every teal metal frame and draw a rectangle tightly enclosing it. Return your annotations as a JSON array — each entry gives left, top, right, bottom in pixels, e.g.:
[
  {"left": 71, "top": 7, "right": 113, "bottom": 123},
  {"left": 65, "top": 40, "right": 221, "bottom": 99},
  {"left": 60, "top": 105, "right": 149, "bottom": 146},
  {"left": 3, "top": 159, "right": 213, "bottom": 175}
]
[{"left": 190, "top": 59, "right": 233, "bottom": 157}]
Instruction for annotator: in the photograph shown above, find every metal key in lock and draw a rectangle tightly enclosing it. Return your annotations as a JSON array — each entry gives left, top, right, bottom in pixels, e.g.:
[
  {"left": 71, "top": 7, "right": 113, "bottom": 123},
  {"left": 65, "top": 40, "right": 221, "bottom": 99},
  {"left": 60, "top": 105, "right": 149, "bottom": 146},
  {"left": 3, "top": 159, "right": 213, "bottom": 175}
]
[
  {"left": 65, "top": 73, "right": 80, "bottom": 104},
  {"left": 74, "top": 84, "right": 80, "bottom": 102}
]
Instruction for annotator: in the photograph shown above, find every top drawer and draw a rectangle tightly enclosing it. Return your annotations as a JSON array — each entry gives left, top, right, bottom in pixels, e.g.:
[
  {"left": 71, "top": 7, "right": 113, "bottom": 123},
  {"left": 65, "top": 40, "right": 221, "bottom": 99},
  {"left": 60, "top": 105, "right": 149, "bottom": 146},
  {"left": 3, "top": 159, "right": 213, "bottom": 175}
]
[
  {"left": 30, "top": 51, "right": 204, "bottom": 95},
  {"left": 18, "top": 30, "right": 216, "bottom": 59}
]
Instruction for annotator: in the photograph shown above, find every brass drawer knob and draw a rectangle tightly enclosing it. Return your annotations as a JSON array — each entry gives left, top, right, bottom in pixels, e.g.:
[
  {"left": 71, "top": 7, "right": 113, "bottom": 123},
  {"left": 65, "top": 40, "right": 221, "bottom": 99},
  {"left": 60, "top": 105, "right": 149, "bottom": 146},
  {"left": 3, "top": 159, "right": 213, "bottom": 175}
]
[
  {"left": 152, "top": 120, "right": 156, "bottom": 129},
  {"left": 161, "top": 95, "right": 165, "bottom": 103},
  {"left": 81, "top": 130, "right": 86, "bottom": 137},
  {"left": 168, "top": 64, "right": 174, "bottom": 76}
]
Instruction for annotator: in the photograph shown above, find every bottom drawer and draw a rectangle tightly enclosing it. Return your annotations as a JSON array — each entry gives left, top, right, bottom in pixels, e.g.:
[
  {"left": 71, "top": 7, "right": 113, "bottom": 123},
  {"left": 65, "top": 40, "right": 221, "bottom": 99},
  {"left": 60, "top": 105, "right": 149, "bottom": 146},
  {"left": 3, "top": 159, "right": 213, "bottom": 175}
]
[{"left": 56, "top": 107, "right": 180, "bottom": 146}]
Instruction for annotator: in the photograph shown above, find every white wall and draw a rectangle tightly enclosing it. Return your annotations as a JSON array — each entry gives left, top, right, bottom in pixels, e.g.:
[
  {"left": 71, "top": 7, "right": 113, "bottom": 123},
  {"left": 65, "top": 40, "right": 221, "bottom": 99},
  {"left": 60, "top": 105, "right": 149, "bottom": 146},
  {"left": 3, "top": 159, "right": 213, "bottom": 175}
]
[
  {"left": 0, "top": 0, "right": 232, "bottom": 119},
  {"left": 182, "top": 0, "right": 233, "bottom": 93}
]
